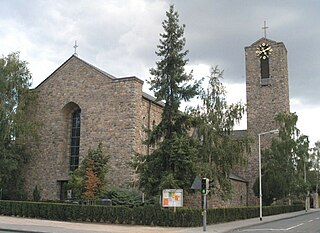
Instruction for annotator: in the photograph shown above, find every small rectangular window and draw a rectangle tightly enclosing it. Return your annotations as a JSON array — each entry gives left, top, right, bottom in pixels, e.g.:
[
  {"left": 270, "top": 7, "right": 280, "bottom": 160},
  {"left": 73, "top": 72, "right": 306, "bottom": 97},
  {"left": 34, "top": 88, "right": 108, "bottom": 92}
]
[{"left": 260, "top": 58, "right": 269, "bottom": 79}]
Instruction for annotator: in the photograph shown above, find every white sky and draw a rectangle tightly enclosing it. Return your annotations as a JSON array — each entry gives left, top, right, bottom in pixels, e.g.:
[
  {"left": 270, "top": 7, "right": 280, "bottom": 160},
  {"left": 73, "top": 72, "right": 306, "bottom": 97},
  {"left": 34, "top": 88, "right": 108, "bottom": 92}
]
[{"left": 1, "top": 0, "right": 319, "bottom": 146}]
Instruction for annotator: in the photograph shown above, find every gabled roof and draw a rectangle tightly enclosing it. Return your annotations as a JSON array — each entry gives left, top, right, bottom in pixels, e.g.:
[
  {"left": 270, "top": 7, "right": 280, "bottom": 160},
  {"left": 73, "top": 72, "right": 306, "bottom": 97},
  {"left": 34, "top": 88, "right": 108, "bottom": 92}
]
[
  {"left": 246, "top": 37, "right": 287, "bottom": 51},
  {"left": 33, "top": 55, "right": 164, "bottom": 107},
  {"left": 35, "top": 55, "right": 118, "bottom": 89},
  {"left": 250, "top": 37, "right": 277, "bottom": 46}
]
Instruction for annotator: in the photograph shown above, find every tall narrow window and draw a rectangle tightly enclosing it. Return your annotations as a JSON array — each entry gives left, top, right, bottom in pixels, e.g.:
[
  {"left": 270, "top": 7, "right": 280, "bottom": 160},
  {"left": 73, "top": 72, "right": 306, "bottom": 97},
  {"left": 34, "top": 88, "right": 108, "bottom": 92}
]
[
  {"left": 70, "top": 109, "right": 81, "bottom": 171},
  {"left": 260, "top": 58, "right": 270, "bottom": 79}
]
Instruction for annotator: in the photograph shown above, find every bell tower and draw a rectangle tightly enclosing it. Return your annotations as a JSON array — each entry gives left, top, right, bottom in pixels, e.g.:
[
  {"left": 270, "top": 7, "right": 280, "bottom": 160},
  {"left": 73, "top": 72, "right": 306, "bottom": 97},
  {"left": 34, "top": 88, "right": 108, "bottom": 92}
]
[{"left": 245, "top": 36, "right": 290, "bottom": 204}]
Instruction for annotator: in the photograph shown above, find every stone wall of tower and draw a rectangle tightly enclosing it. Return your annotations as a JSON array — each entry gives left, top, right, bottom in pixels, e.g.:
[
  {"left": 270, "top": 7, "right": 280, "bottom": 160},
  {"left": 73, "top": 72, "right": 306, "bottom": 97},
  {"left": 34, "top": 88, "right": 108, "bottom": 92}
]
[
  {"left": 245, "top": 38, "right": 290, "bottom": 204},
  {"left": 24, "top": 56, "right": 163, "bottom": 200}
]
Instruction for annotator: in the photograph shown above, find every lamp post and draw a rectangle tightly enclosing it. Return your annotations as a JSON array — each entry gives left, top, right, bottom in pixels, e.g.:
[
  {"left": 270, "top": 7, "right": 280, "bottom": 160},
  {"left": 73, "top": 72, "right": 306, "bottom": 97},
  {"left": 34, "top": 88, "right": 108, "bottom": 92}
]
[{"left": 258, "top": 129, "right": 279, "bottom": 221}]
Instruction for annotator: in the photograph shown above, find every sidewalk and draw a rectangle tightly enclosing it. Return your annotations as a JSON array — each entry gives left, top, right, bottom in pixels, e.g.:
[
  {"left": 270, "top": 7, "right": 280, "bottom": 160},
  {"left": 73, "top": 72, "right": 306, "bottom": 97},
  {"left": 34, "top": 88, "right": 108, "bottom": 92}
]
[{"left": 0, "top": 209, "right": 319, "bottom": 233}]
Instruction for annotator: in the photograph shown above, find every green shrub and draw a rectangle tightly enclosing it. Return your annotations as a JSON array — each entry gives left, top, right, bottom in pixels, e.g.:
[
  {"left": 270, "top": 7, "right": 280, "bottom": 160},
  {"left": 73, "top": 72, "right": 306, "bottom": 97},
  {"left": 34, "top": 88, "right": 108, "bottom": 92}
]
[
  {"left": 0, "top": 200, "right": 304, "bottom": 227},
  {"left": 100, "top": 188, "right": 150, "bottom": 207}
]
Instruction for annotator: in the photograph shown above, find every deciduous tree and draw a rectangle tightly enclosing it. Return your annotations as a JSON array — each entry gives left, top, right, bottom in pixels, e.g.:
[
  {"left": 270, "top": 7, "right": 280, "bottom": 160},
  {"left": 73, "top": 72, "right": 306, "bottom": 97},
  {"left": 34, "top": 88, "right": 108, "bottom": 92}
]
[
  {"left": 191, "top": 66, "right": 249, "bottom": 197},
  {"left": 253, "top": 112, "right": 310, "bottom": 205},
  {"left": 83, "top": 159, "right": 101, "bottom": 200},
  {"left": 309, "top": 141, "right": 320, "bottom": 193},
  {"left": 68, "top": 143, "right": 109, "bottom": 199},
  {"left": 0, "top": 52, "right": 37, "bottom": 199}
]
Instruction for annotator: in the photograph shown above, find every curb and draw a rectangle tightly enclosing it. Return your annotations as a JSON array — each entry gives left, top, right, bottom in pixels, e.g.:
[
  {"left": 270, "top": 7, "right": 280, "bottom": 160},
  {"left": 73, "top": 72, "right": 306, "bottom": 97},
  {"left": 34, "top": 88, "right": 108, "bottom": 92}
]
[{"left": 0, "top": 228, "right": 46, "bottom": 233}]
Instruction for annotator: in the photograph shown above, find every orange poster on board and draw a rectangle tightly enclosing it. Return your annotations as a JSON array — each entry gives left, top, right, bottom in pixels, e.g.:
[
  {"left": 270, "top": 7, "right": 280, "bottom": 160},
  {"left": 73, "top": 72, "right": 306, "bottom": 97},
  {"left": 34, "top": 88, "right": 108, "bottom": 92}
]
[{"left": 163, "top": 198, "right": 169, "bottom": 206}]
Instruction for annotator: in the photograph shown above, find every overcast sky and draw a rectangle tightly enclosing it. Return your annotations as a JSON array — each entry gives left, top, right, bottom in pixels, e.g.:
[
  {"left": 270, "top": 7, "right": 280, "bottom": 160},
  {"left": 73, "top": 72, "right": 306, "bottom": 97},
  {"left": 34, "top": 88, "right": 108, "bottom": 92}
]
[{"left": 1, "top": 0, "right": 319, "bottom": 146}]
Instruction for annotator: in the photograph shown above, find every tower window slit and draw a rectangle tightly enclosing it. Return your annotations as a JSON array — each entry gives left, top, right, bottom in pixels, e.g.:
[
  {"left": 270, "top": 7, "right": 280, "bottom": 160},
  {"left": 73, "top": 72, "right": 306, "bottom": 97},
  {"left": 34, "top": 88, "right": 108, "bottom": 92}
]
[{"left": 260, "top": 58, "right": 271, "bottom": 85}]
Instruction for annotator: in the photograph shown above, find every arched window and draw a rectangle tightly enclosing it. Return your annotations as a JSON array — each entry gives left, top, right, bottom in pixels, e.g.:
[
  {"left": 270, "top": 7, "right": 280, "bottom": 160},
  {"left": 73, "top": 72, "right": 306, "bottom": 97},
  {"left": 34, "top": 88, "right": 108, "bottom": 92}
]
[{"left": 70, "top": 109, "right": 81, "bottom": 171}]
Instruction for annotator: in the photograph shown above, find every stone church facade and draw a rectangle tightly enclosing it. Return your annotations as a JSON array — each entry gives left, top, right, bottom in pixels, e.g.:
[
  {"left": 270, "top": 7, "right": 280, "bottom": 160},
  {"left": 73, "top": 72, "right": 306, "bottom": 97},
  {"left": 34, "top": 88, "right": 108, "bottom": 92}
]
[
  {"left": 24, "top": 36, "right": 290, "bottom": 207},
  {"left": 25, "top": 55, "right": 163, "bottom": 200}
]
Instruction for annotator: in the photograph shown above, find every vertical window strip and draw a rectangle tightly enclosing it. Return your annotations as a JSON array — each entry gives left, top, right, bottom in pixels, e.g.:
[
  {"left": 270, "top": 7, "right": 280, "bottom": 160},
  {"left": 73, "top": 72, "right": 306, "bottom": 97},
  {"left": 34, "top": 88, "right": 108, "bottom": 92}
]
[
  {"left": 260, "top": 58, "right": 271, "bottom": 86},
  {"left": 260, "top": 58, "right": 270, "bottom": 79},
  {"left": 70, "top": 109, "right": 81, "bottom": 171}
]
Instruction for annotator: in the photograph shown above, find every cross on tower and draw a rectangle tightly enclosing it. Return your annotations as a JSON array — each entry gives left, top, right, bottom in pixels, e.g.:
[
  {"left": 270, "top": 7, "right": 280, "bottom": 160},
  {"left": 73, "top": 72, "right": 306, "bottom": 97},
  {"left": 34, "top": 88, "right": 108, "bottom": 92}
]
[
  {"left": 262, "top": 21, "right": 268, "bottom": 38},
  {"left": 73, "top": 40, "right": 78, "bottom": 56}
]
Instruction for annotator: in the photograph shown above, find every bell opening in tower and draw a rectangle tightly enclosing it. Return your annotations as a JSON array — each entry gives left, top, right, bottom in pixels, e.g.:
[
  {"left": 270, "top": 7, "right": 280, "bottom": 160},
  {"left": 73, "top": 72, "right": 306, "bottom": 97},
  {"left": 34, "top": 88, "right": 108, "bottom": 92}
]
[{"left": 260, "top": 58, "right": 271, "bottom": 86}]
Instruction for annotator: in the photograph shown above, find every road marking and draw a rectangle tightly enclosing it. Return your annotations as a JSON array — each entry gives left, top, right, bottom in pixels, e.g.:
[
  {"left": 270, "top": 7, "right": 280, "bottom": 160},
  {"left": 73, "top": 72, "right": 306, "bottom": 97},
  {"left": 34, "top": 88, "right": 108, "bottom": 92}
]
[
  {"left": 240, "top": 223, "right": 304, "bottom": 231},
  {"left": 240, "top": 229, "right": 284, "bottom": 232},
  {"left": 286, "top": 223, "right": 304, "bottom": 230},
  {"left": 241, "top": 216, "right": 319, "bottom": 231}
]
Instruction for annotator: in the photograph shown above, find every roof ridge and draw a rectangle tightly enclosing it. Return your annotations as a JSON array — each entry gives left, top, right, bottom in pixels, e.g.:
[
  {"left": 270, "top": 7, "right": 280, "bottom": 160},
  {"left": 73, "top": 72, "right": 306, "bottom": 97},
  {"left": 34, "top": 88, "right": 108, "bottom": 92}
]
[
  {"left": 73, "top": 55, "right": 117, "bottom": 80},
  {"left": 34, "top": 55, "right": 118, "bottom": 89}
]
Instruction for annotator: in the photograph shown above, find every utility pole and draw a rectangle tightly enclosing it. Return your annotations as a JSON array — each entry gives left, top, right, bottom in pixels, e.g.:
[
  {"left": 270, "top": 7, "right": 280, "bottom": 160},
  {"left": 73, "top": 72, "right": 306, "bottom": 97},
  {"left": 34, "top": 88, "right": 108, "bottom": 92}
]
[
  {"left": 316, "top": 150, "right": 319, "bottom": 207},
  {"left": 201, "top": 178, "right": 209, "bottom": 232},
  {"left": 304, "top": 161, "right": 308, "bottom": 212},
  {"left": 203, "top": 193, "right": 207, "bottom": 232},
  {"left": 317, "top": 158, "right": 319, "bottom": 199},
  {"left": 258, "top": 129, "right": 279, "bottom": 221}
]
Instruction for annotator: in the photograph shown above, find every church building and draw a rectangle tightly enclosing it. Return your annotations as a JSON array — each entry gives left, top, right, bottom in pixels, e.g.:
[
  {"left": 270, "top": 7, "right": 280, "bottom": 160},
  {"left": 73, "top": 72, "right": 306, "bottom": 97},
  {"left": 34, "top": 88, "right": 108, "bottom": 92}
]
[
  {"left": 25, "top": 55, "right": 163, "bottom": 200},
  {"left": 24, "top": 34, "right": 290, "bottom": 206}
]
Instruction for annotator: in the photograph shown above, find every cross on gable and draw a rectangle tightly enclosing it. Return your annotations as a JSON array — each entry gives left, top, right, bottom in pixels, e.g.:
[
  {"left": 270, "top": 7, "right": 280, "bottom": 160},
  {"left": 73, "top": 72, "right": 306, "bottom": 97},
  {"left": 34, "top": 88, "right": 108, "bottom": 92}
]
[{"left": 73, "top": 40, "right": 78, "bottom": 56}]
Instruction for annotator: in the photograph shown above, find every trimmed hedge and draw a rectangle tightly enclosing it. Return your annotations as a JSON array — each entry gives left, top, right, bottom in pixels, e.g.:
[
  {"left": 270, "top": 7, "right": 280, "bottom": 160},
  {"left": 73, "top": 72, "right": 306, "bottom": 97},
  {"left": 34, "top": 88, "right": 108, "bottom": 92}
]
[
  {"left": 206, "top": 204, "right": 304, "bottom": 225},
  {"left": 0, "top": 200, "right": 304, "bottom": 227}
]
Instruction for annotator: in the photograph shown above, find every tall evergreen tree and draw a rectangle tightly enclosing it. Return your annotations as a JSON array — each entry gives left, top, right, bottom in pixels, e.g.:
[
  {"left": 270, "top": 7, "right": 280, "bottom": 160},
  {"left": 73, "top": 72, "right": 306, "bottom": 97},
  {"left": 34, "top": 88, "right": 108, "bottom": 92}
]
[
  {"left": 148, "top": 5, "right": 199, "bottom": 142},
  {"left": 134, "top": 5, "right": 199, "bottom": 196},
  {"left": 0, "top": 52, "right": 37, "bottom": 199}
]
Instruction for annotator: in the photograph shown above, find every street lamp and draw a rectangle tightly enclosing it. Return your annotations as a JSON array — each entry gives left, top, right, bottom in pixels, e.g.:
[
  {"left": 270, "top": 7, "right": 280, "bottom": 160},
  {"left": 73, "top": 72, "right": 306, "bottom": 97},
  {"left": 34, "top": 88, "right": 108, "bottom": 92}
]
[{"left": 258, "top": 129, "right": 279, "bottom": 221}]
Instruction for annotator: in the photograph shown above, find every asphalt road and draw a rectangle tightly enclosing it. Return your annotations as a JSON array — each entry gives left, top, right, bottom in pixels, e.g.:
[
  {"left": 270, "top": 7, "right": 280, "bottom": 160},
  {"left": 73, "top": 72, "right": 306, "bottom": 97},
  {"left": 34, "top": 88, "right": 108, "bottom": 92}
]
[
  {"left": 234, "top": 210, "right": 320, "bottom": 233},
  {"left": 1, "top": 209, "right": 319, "bottom": 233}
]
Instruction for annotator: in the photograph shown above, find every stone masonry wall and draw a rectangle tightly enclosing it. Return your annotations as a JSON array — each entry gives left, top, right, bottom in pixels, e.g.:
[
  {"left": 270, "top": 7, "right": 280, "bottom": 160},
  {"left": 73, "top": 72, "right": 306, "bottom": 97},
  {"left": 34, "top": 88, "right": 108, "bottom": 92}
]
[
  {"left": 24, "top": 56, "right": 162, "bottom": 200},
  {"left": 131, "top": 98, "right": 163, "bottom": 187},
  {"left": 184, "top": 180, "right": 248, "bottom": 208},
  {"left": 245, "top": 38, "right": 290, "bottom": 205},
  {"left": 139, "top": 98, "right": 163, "bottom": 155}
]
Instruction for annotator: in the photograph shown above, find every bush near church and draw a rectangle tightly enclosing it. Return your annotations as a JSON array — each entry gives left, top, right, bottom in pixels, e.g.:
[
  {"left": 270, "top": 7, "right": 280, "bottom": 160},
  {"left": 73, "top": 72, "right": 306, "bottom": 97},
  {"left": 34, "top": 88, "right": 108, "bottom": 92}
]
[{"left": 0, "top": 200, "right": 303, "bottom": 227}]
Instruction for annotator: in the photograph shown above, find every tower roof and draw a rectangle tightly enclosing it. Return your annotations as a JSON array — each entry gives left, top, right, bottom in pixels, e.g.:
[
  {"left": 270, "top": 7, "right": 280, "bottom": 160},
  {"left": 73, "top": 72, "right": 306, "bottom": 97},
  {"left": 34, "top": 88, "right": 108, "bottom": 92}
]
[{"left": 246, "top": 37, "right": 287, "bottom": 51}]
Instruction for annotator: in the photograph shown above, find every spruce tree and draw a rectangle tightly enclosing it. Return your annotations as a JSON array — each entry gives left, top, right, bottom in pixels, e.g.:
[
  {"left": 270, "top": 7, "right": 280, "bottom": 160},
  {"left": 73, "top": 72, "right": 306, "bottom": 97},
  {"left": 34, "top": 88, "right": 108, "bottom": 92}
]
[
  {"left": 134, "top": 5, "right": 199, "bottom": 196},
  {"left": 148, "top": 5, "right": 198, "bottom": 142}
]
